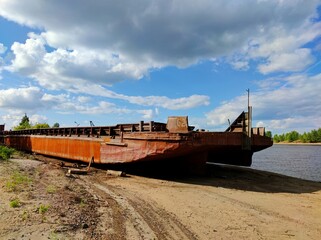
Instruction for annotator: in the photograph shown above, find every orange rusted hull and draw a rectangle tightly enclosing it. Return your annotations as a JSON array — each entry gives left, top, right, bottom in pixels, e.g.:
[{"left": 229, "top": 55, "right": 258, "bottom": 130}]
[
  {"left": 0, "top": 112, "right": 273, "bottom": 168},
  {"left": 2, "top": 131, "right": 272, "bottom": 167},
  {"left": 4, "top": 135, "right": 102, "bottom": 163}
]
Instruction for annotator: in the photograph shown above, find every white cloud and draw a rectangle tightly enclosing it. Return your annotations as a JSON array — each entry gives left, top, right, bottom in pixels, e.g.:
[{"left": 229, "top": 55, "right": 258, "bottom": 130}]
[
  {"left": 260, "top": 116, "right": 321, "bottom": 134},
  {"left": 9, "top": 37, "right": 46, "bottom": 75},
  {"left": 77, "top": 96, "right": 91, "bottom": 104},
  {"left": 29, "top": 114, "right": 48, "bottom": 125},
  {"left": 0, "top": 0, "right": 320, "bottom": 131},
  {"left": 1, "top": 0, "right": 320, "bottom": 79},
  {"left": 231, "top": 61, "right": 249, "bottom": 71},
  {"left": 6, "top": 36, "right": 150, "bottom": 87},
  {"left": 258, "top": 48, "right": 314, "bottom": 74},
  {"left": 88, "top": 85, "right": 210, "bottom": 110},
  {"left": 206, "top": 99, "right": 245, "bottom": 127},
  {"left": 0, "top": 43, "right": 6, "bottom": 54},
  {"left": 4, "top": 35, "right": 210, "bottom": 110},
  {"left": 0, "top": 86, "right": 44, "bottom": 110},
  {"left": 124, "top": 94, "right": 210, "bottom": 110},
  {"left": 205, "top": 73, "right": 321, "bottom": 133},
  {"left": 0, "top": 84, "right": 180, "bottom": 125},
  {"left": 245, "top": 21, "right": 321, "bottom": 74},
  {"left": 0, "top": 114, "right": 21, "bottom": 128},
  {"left": 137, "top": 109, "right": 155, "bottom": 120},
  {"left": 0, "top": 113, "right": 48, "bottom": 130},
  {"left": 56, "top": 101, "right": 129, "bottom": 115}
]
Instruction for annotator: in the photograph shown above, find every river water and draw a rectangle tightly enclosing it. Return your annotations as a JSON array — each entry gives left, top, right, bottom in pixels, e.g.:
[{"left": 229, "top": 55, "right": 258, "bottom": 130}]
[{"left": 252, "top": 144, "right": 321, "bottom": 182}]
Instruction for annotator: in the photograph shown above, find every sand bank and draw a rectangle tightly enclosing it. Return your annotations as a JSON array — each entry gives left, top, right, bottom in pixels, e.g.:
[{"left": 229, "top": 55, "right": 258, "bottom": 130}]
[{"left": 1, "top": 158, "right": 321, "bottom": 239}]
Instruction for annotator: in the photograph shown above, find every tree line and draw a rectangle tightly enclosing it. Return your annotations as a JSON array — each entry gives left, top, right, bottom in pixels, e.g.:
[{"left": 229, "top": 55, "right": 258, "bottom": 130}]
[
  {"left": 273, "top": 128, "right": 321, "bottom": 143},
  {"left": 13, "top": 114, "right": 59, "bottom": 130}
]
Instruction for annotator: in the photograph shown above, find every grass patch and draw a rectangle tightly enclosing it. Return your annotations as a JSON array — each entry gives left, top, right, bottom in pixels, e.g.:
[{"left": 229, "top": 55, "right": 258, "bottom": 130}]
[
  {"left": 46, "top": 185, "right": 57, "bottom": 194},
  {"left": 38, "top": 204, "right": 50, "bottom": 214},
  {"left": 9, "top": 199, "right": 21, "bottom": 208},
  {"left": 79, "top": 198, "right": 87, "bottom": 208},
  {"left": 5, "top": 171, "right": 32, "bottom": 192},
  {"left": 21, "top": 210, "right": 29, "bottom": 221},
  {"left": 49, "top": 231, "right": 60, "bottom": 240},
  {"left": 0, "top": 146, "right": 15, "bottom": 160}
]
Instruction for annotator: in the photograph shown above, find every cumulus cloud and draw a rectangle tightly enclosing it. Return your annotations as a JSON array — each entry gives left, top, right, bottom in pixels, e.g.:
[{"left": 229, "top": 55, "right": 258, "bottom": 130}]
[
  {"left": 0, "top": 86, "right": 44, "bottom": 110},
  {"left": 8, "top": 37, "right": 46, "bottom": 75},
  {"left": 258, "top": 49, "right": 315, "bottom": 74},
  {"left": 1, "top": 0, "right": 320, "bottom": 80},
  {"left": 245, "top": 21, "right": 321, "bottom": 74},
  {"left": 206, "top": 73, "right": 321, "bottom": 132},
  {"left": 1, "top": 0, "right": 321, "bottom": 131},
  {"left": 6, "top": 35, "right": 149, "bottom": 87},
  {"left": 3, "top": 35, "right": 210, "bottom": 110},
  {"left": 29, "top": 114, "right": 48, "bottom": 125},
  {"left": 0, "top": 86, "right": 151, "bottom": 121},
  {"left": 0, "top": 84, "right": 175, "bottom": 128}
]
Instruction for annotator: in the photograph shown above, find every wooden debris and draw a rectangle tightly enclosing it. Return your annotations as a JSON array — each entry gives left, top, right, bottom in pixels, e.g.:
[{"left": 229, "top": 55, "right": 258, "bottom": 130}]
[
  {"left": 65, "top": 157, "right": 94, "bottom": 177},
  {"left": 106, "top": 169, "right": 126, "bottom": 177}
]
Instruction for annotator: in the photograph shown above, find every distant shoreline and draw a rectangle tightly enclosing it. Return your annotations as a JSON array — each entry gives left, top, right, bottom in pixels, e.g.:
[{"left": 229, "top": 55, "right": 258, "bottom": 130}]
[{"left": 274, "top": 142, "right": 321, "bottom": 146}]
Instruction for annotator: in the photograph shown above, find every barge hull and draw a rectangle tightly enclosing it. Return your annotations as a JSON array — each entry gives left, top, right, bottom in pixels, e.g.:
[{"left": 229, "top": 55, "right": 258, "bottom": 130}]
[
  {"left": 0, "top": 110, "right": 273, "bottom": 169},
  {"left": 2, "top": 132, "right": 272, "bottom": 167}
]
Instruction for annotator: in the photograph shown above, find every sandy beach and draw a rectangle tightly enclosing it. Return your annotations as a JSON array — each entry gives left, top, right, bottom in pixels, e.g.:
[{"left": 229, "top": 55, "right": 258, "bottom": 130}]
[{"left": 1, "top": 157, "right": 321, "bottom": 239}]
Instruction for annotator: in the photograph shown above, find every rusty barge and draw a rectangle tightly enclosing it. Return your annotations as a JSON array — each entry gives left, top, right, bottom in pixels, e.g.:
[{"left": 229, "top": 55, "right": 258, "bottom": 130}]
[{"left": 0, "top": 108, "right": 272, "bottom": 171}]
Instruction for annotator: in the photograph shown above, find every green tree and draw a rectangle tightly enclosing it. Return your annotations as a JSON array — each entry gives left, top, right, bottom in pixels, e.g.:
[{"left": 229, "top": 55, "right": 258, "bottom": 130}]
[
  {"left": 300, "top": 132, "right": 309, "bottom": 143},
  {"left": 274, "top": 128, "right": 321, "bottom": 143},
  {"left": 309, "top": 130, "right": 319, "bottom": 143},
  {"left": 13, "top": 114, "right": 31, "bottom": 130},
  {"left": 33, "top": 123, "right": 50, "bottom": 129},
  {"left": 316, "top": 128, "right": 321, "bottom": 142},
  {"left": 278, "top": 134, "right": 285, "bottom": 142},
  {"left": 265, "top": 131, "right": 272, "bottom": 138},
  {"left": 52, "top": 123, "right": 60, "bottom": 128},
  {"left": 13, "top": 115, "right": 52, "bottom": 130},
  {"left": 273, "top": 134, "right": 278, "bottom": 142},
  {"left": 285, "top": 131, "right": 299, "bottom": 142},
  {"left": 306, "top": 132, "right": 313, "bottom": 143}
]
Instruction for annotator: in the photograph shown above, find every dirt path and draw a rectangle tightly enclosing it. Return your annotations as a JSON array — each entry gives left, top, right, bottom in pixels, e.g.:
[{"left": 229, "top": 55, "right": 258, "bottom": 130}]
[{"left": 1, "top": 157, "right": 321, "bottom": 239}]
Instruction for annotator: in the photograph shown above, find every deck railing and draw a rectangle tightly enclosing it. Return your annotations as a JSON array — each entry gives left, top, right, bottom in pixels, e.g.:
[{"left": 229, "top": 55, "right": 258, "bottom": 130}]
[{"left": 2, "top": 121, "right": 168, "bottom": 138}]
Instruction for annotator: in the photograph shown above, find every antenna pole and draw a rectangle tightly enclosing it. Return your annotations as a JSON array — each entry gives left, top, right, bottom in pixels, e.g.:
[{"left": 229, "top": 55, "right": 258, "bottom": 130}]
[
  {"left": 246, "top": 89, "right": 252, "bottom": 138},
  {"left": 246, "top": 88, "right": 250, "bottom": 109}
]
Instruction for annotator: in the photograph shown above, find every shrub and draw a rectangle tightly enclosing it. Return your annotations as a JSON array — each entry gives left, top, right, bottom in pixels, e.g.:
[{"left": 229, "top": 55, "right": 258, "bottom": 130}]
[
  {"left": 38, "top": 204, "right": 50, "bottom": 214},
  {"left": 9, "top": 199, "right": 20, "bottom": 208},
  {"left": 21, "top": 210, "right": 29, "bottom": 221},
  {"left": 0, "top": 146, "right": 15, "bottom": 160}
]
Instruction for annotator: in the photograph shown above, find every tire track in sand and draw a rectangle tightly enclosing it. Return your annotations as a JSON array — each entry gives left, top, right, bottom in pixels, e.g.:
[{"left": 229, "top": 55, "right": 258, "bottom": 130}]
[{"left": 91, "top": 182, "right": 198, "bottom": 240}]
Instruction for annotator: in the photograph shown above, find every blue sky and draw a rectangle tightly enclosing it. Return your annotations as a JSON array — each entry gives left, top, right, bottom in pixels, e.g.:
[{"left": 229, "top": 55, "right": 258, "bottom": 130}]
[{"left": 0, "top": 0, "right": 321, "bottom": 134}]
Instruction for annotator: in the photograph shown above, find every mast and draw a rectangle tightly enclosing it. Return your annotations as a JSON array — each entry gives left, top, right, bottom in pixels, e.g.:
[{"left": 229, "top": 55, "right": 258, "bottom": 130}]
[{"left": 246, "top": 89, "right": 252, "bottom": 138}]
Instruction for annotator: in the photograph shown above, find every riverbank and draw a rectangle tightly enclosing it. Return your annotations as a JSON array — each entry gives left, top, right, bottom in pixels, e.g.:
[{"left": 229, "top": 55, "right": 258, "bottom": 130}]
[
  {"left": 274, "top": 142, "right": 321, "bottom": 146},
  {"left": 1, "top": 157, "right": 321, "bottom": 239}
]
